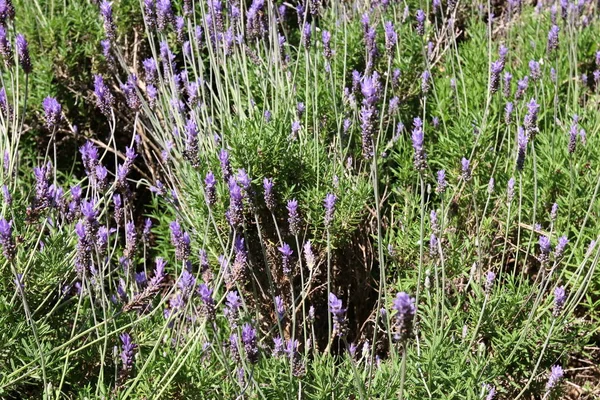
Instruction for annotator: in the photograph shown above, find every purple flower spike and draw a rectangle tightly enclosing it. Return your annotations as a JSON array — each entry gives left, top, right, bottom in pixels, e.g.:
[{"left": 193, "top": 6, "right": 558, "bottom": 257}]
[
  {"left": 392, "top": 292, "right": 416, "bottom": 342},
  {"left": 507, "top": 177, "right": 515, "bottom": 202},
  {"left": 539, "top": 236, "right": 551, "bottom": 263},
  {"left": 545, "top": 365, "right": 564, "bottom": 392},
  {"left": 523, "top": 98, "right": 539, "bottom": 137},
  {"left": 93, "top": 75, "right": 114, "bottom": 116},
  {"left": 503, "top": 72, "right": 512, "bottom": 98},
  {"left": 204, "top": 171, "right": 217, "bottom": 206},
  {"left": 529, "top": 60, "right": 541, "bottom": 81},
  {"left": 226, "top": 178, "right": 244, "bottom": 227},
  {"left": 516, "top": 126, "right": 528, "bottom": 171},
  {"left": 0, "top": 218, "right": 15, "bottom": 261},
  {"left": 0, "top": 26, "right": 12, "bottom": 68},
  {"left": 384, "top": 21, "right": 397, "bottom": 56},
  {"left": 421, "top": 70, "right": 431, "bottom": 94},
  {"left": 120, "top": 332, "right": 137, "bottom": 372},
  {"left": 461, "top": 158, "right": 471, "bottom": 181},
  {"left": 489, "top": 60, "right": 503, "bottom": 94},
  {"left": 170, "top": 220, "right": 191, "bottom": 261},
  {"left": 550, "top": 203, "right": 558, "bottom": 221},
  {"left": 287, "top": 199, "right": 300, "bottom": 235},
  {"left": 553, "top": 286, "right": 566, "bottom": 316},
  {"left": 324, "top": 193, "right": 336, "bottom": 227},
  {"left": 100, "top": 1, "right": 116, "bottom": 41},
  {"left": 43, "top": 97, "right": 62, "bottom": 130},
  {"left": 484, "top": 271, "right": 496, "bottom": 294},
  {"left": 505, "top": 102, "right": 514, "bottom": 124},
  {"left": 302, "top": 22, "right": 311, "bottom": 49},
  {"left": 329, "top": 293, "right": 348, "bottom": 337},
  {"left": 16, "top": 34, "right": 32, "bottom": 74},
  {"left": 436, "top": 170, "right": 447, "bottom": 194},
  {"left": 547, "top": 25, "right": 559, "bottom": 53},
  {"left": 263, "top": 178, "right": 275, "bottom": 210},
  {"left": 121, "top": 75, "right": 141, "bottom": 111},
  {"left": 515, "top": 76, "right": 529, "bottom": 100},
  {"left": 411, "top": 117, "right": 427, "bottom": 171},
  {"left": 278, "top": 243, "right": 293, "bottom": 275},
  {"left": 275, "top": 295, "right": 285, "bottom": 320},
  {"left": 415, "top": 10, "right": 425, "bottom": 35},
  {"left": 241, "top": 323, "right": 259, "bottom": 363},
  {"left": 555, "top": 236, "right": 568, "bottom": 259}
]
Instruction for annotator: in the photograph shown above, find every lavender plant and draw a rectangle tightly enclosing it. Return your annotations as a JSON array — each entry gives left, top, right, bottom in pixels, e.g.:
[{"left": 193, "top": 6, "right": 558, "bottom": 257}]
[{"left": 1, "top": 0, "right": 600, "bottom": 399}]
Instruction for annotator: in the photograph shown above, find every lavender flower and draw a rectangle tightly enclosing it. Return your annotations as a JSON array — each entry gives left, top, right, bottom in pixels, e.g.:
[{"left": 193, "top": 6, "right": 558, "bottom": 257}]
[
  {"left": 515, "top": 76, "right": 528, "bottom": 100},
  {"left": 322, "top": 30, "right": 332, "bottom": 59},
  {"left": 545, "top": 365, "right": 564, "bottom": 392},
  {"left": 93, "top": 75, "right": 114, "bottom": 116},
  {"left": 274, "top": 295, "right": 285, "bottom": 320},
  {"left": 555, "top": 236, "right": 568, "bottom": 259},
  {"left": 529, "top": 60, "right": 541, "bottom": 81},
  {"left": 2, "top": 185, "right": 11, "bottom": 205},
  {"left": 219, "top": 150, "right": 232, "bottom": 180},
  {"left": 503, "top": 72, "right": 512, "bottom": 98},
  {"left": 0, "top": 0, "right": 15, "bottom": 24},
  {"left": 125, "top": 222, "right": 137, "bottom": 259},
  {"left": 241, "top": 323, "right": 259, "bottom": 363},
  {"left": 100, "top": 1, "right": 116, "bottom": 41},
  {"left": 0, "top": 218, "right": 15, "bottom": 260},
  {"left": 42, "top": 97, "right": 62, "bottom": 130},
  {"left": 301, "top": 22, "right": 311, "bottom": 49},
  {"left": 421, "top": 70, "right": 431, "bottom": 94},
  {"left": 505, "top": 102, "right": 514, "bottom": 124},
  {"left": 120, "top": 75, "right": 141, "bottom": 111},
  {"left": 488, "top": 177, "right": 495, "bottom": 194},
  {"left": 461, "top": 158, "right": 471, "bottom": 181},
  {"left": 324, "top": 193, "right": 336, "bottom": 228},
  {"left": 553, "top": 286, "right": 566, "bottom": 317},
  {"left": 539, "top": 235, "right": 551, "bottom": 264},
  {"left": 384, "top": 21, "right": 397, "bottom": 56},
  {"left": 143, "top": 0, "right": 156, "bottom": 28},
  {"left": 548, "top": 201, "right": 560, "bottom": 222},
  {"left": 263, "top": 178, "right": 275, "bottom": 210},
  {"left": 523, "top": 98, "right": 539, "bottom": 137},
  {"left": 489, "top": 60, "right": 503, "bottom": 94},
  {"left": 284, "top": 199, "right": 301, "bottom": 236},
  {"left": 169, "top": 220, "right": 190, "bottom": 261},
  {"left": 392, "top": 292, "right": 416, "bottom": 342},
  {"left": 436, "top": 170, "right": 447, "bottom": 194},
  {"left": 15, "top": 34, "right": 32, "bottom": 74},
  {"left": 547, "top": 25, "right": 559, "bottom": 53},
  {"left": 568, "top": 120, "right": 578, "bottom": 154},
  {"left": 278, "top": 243, "right": 293, "bottom": 275},
  {"left": 429, "top": 233, "right": 438, "bottom": 257},
  {"left": 505, "top": 178, "right": 514, "bottom": 204},
  {"left": 304, "top": 241, "right": 316, "bottom": 271},
  {"left": 516, "top": 126, "right": 527, "bottom": 171},
  {"left": 411, "top": 117, "right": 427, "bottom": 171},
  {"left": 156, "top": 0, "right": 174, "bottom": 31},
  {"left": 484, "top": 384, "right": 496, "bottom": 400},
  {"left": 415, "top": 10, "right": 425, "bottom": 36},
  {"left": 226, "top": 178, "right": 244, "bottom": 227},
  {"left": 198, "top": 284, "right": 215, "bottom": 321},
  {"left": 224, "top": 290, "right": 242, "bottom": 326},
  {"left": 329, "top": 293, "right": 348, "bottom": 337},
  {"left": 204, "top": 171, "right": 217, "bottom": 206},
  {"left": 484, "top": 271, "right": 495, "bottom": 294},
  {"left": 0, "top": 26, "right": 12, "bottom": 67},
  {"left": 120, "top": 333, "right": 137, "bottom": 372},
  {"left": 74, "top": 222, "right": 91, "bottom": 275}
]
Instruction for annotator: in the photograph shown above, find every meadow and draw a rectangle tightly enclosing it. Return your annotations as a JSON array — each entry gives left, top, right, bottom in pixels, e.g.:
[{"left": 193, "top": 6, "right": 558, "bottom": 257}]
[{"left": 0, "top": 0, "right": 599, "bottom": 398}]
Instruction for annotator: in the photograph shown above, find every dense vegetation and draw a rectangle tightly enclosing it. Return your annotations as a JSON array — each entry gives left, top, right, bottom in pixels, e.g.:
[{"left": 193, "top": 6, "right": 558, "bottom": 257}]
[{"left": 0, "top": 0, "right": 599, "bottom": 398}]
